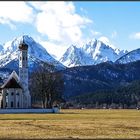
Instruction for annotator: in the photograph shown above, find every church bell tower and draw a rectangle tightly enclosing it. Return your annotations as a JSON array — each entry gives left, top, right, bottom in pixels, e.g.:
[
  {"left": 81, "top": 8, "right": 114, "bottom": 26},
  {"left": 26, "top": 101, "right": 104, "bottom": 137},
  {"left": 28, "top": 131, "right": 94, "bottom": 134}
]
[{"left": 19, "top": 37, "right": 31, "bottom": 108}]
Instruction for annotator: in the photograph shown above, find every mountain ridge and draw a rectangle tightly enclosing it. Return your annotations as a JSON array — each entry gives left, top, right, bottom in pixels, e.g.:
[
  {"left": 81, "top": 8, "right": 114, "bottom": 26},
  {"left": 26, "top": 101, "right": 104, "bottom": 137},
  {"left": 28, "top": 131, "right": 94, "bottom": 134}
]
[
  {"left": 60, "top": 39, "right": 128, "bottom": 67},
  {"left": 0, "top": 35, "right": 65, "bottom": 71},
  {"left": 115, "top": 48, "right": 140, "bottom": 64},
  {"left": 0, "top": 35, "right": 140, "bottom": 70}
]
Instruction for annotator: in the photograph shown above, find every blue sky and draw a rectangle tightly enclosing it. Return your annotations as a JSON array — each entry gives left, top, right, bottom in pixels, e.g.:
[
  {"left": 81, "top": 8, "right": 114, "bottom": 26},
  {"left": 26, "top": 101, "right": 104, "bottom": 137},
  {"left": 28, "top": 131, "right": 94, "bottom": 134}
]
[
  {"left": 74, "top": 2, "right": 140, "bottom": 51},
  {"left": 0, "top": 1, "right": 140, "bottom": 58}
]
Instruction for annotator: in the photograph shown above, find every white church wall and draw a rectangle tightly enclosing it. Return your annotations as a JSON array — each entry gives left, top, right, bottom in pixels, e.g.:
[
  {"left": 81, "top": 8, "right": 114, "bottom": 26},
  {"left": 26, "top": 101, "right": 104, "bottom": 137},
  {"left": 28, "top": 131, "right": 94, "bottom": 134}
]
[
  {"left": 1, "top": 88, "right": 23, "bottom": 109},
  {"left": 0, "top": 108, "right": 60, "bottom": 114},
  {"left": 0, "top": 94, "right": 2, "bottom": 108}
]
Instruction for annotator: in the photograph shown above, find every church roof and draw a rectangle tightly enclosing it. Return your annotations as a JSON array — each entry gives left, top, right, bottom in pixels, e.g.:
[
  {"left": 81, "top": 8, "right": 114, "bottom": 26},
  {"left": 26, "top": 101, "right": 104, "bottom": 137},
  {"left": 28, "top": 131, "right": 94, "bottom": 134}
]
[{"left": 1, "top": 71, "right": 22, "bottom": 89}]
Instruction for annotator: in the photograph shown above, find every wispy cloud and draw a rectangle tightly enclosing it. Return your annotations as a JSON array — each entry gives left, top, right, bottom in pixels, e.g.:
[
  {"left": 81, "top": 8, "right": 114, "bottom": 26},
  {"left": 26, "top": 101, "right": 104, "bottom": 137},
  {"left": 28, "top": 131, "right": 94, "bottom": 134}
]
[
  {"left": 129, "top": 32, "right": 140, "bottom": 40},
  {"left": 111, "top": 30, "right": 117, "bottom": 39},
  {"left": 0, "top": 18, "right": 16, "bottom": 30},
  {"left": 91, "top": 30, "right": 102, "bottom": 37}
]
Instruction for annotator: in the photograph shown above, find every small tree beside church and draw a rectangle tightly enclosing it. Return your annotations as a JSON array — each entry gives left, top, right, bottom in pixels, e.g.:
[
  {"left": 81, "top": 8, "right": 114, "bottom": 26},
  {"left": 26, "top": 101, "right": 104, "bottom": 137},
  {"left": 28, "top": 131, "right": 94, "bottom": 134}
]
[{"left": 30, "top": 63, "right": 64, "bottom": 108}]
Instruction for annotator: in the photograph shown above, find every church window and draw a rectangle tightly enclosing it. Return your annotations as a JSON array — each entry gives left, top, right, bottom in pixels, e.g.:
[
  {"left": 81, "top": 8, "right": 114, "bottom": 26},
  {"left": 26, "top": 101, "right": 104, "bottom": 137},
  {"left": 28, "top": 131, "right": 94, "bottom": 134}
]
[
  {"left": 11, "top": 101, "right": 13, "bottom": 108},
  {"left": 11, "top": 92, "right": 14, "bottom": 96},
  {"left": 20, "top": 57, "right": 21, "bottom": 60},
  {"left": 17, "top": 102, "right": 19, "bottom": 108},
  {"left": 6, "top": 93, "right": 8, "bottom": 103},
  {"left": 16, "top": 93, "right": 19, "bottom": 96},
  {"left": 23, "top": 56, "right": 24, "bottom": 61}
]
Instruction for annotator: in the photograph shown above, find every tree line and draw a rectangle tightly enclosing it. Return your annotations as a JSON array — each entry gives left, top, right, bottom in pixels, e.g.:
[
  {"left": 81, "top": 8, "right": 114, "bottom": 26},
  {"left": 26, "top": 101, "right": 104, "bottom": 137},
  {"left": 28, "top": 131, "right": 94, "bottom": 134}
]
[{"left": 71, "top": 80, "right": 140, "bottom": 109}]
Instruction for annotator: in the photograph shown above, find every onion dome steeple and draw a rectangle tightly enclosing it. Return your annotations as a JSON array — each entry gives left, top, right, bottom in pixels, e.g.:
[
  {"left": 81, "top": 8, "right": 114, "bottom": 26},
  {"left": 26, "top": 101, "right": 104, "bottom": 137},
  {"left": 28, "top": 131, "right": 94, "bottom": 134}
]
[{"left": 19, "top": 36, "right": 28, "bottom": 50}]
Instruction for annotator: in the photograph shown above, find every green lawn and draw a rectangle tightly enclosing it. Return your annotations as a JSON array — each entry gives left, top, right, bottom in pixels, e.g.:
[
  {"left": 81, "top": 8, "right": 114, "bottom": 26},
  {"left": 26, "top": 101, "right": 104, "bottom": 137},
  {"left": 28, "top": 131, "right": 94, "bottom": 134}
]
[{"left": 0, "top": 109, "right": 140, "bottom": 139}]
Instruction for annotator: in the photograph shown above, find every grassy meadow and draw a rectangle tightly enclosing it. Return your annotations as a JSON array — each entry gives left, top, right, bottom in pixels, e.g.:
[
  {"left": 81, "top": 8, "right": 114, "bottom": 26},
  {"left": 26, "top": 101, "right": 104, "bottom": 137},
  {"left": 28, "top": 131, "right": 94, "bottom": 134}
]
[{"left": 0, "top": 109, "right": 140, "bottom": 139}]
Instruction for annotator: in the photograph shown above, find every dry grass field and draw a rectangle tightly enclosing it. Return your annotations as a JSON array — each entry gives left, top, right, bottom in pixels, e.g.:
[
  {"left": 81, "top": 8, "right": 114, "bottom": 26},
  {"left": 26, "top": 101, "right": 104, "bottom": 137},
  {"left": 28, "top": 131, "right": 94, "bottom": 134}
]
[{"left": 0, "top": 109, "right": 140, "bottom": 139}]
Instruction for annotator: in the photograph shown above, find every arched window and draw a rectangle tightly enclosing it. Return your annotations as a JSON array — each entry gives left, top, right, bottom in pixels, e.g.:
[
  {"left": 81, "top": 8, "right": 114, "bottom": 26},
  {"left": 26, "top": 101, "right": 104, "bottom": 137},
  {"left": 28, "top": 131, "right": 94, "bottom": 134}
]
[
  {"left": 17, "top": 102, "right": 19, "bottom": 108},
  {"left": 5, "top": 93, "right": 8, "bottom": 108},
  {"left": 6, "top": 93, "right": 8, "bottom": 103},
  {"left": 11, "top": 92, "right": 14, "bottom": 96},
  {"left": 23, "top": 56, "right": 24, "bottom": 61},
  {"left": 11, "top": 101, "right": 13, "bottom": 108}
]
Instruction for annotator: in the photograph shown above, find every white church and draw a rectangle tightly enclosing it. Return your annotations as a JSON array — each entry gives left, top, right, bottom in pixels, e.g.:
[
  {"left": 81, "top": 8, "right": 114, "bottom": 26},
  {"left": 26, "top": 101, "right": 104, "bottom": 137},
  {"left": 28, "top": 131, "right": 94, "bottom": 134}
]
[{"left": 0, "top": 39, "right": 31, "bottom": 109}]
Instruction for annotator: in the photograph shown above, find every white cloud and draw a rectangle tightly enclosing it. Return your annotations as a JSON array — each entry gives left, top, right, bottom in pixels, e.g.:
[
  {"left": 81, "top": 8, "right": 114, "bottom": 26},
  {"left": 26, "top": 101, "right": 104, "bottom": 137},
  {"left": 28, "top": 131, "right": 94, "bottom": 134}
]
[
  {"left": 98, "top": 36, "right": 116, "bottom": 49},
  {"left": 99, "top": 36, "right": 110, "bottom": 44},
  {"left": 130, "top": 32, "right": 140, "bottom": 40},
  {"left": 0, "top": 1, "right": 95, "bottom": 59},
  {"left": 0, "top": 2, "right": 34, "bottom": 28},
  {"left": 0, "top": 18, "right": 16, "bottom": 29},
  {"left": 91, "top": 30, "right": 102, "bottom": 36},
  {"left": 39, "top": 40, "right": 67, "bottom": 60},
  {"left": 29, "top": 1, "right": 92, "bottom": 45}
]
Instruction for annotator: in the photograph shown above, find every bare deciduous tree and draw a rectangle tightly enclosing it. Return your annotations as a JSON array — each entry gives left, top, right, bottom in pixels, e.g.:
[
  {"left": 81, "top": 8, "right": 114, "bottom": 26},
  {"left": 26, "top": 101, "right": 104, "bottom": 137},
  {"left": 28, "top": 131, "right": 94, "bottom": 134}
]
[{"left": 30, "top": 63, "right": 64, "bottom": 108}]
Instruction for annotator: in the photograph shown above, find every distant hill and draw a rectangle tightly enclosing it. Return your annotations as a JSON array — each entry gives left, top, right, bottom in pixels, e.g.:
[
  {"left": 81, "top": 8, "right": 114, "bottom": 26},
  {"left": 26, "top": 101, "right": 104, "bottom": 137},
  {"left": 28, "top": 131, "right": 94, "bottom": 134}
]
[
  {"left": 60, "top": 60, "right": 140, "bottom": 99},
  {"left": 72, "top": 80, "right": 140, "bottom": 109},
  {"left": 116, "top": 48, "right": 140, "bottom": 64}
]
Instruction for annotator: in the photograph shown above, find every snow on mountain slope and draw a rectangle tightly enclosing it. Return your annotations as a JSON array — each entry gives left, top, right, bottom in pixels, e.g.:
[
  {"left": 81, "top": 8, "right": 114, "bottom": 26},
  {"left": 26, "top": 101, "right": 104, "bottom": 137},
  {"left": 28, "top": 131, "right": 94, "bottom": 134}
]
[
  {"left": 59, "top": 45, "right": 92, "bottom": 67},
  {"left": 60, "top": 39, "right": 128, "bottom": 67},
  {"left": 0, "top": 35, "right": 65, "bottom": 70},
  {"left": 115, "top": 48, "right": 140, "bottom": 64},
  {"left": 84, "top": 39, "right": 119, "bottom": 62}
]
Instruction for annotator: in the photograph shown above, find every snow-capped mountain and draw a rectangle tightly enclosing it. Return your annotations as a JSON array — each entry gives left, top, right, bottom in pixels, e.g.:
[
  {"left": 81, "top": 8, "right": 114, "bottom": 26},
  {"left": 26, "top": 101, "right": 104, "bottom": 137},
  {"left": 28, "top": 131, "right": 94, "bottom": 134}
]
[
  {"left": 60, "top": 39, "right": 128, "bottom": 67},
  {"left": 115, "top": 48, "right": 140, "bottom": 64},
  {"left": 59, "top": 45, "right": 92, "bottom": 67},
  {"left": 0, "top": 35, "right": 65, "bottom": 71}
]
